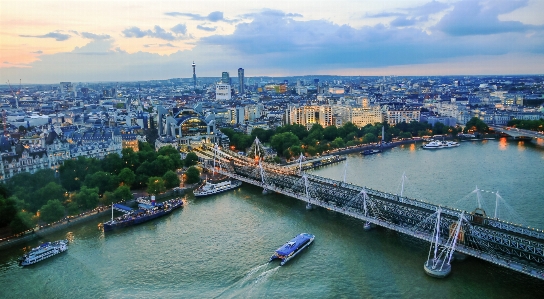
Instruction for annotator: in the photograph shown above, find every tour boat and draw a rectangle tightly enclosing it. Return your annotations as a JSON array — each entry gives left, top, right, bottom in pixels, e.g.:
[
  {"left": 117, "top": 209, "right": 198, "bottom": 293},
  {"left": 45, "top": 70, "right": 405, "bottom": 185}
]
[
  {"left": 193, "top": 179, "right": 242, "bottom": 197},
  {"left": 361, "top": 149, "right": 382, "bottom": 155},
  {"left": 102, "top": 198, "right": 184, "bottom": 231},
  {"left": 422, "top": 141, "right": 444, "bottom": 149},
  {"left": 269, "top": 233, "right": 315, "bottom": 266},
  {"left": 422, "top": 140, "right": 460, "bottom": 149},
  {"left": 18, "top": 240, "right": 68, "bottom": 266}
]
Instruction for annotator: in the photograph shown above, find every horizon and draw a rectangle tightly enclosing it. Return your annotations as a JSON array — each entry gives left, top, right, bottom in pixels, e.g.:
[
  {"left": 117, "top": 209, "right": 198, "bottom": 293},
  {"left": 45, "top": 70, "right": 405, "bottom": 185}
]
[
  {"left": 1, "top": 0, "right": 544, "bottom": 84},
  {"left": 3, "top": 73, "right": 544, "bottom": 87}
]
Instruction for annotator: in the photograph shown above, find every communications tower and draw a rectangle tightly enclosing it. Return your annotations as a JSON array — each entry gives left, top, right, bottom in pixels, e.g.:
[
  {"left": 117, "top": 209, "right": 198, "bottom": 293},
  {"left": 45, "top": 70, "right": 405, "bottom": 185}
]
[{"left": 192, "top": 61, "right": 197, "bottom": 90}]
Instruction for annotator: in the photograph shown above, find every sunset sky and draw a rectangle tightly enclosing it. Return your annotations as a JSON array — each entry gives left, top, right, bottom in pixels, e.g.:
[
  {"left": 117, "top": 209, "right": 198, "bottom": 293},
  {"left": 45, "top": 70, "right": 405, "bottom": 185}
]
[{"left": 1, "top": 0, "right": 543, "bottom": 83}]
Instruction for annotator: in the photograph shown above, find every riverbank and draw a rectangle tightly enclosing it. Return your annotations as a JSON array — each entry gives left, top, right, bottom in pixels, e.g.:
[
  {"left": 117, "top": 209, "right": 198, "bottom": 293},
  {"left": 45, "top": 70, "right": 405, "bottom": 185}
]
[{"left": 0, "top": 187, "right": 191, "bottom": 250}]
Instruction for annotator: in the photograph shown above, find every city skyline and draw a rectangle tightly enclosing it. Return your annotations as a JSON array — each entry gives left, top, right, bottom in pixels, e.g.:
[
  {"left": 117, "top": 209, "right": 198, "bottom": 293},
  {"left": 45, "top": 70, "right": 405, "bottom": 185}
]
[{"left": 1, "top": 0, "right": 544, "bottom": 84}]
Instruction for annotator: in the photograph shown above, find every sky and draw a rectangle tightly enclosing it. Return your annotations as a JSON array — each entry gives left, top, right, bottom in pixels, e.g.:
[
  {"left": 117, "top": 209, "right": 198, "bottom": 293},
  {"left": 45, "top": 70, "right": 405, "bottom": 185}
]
[{"left": 1, "top": 0, "right": 544, "bottom": 84}]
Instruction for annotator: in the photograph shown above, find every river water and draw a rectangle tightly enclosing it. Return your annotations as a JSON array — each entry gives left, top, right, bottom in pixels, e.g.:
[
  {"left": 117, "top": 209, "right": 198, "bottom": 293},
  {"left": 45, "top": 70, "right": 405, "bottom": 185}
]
[{"left": 1, "top": 138, "right": 544, "bottom": 298}]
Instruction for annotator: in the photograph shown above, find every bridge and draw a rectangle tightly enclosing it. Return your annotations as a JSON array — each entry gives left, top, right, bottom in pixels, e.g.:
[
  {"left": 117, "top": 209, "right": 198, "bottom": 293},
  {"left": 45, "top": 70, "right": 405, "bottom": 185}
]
[
  {"left": 489, "top": 125, "right": 544, "bottom": 140},
  {"left": 194, "top": 142, "right": 544, "bottom": 280}
]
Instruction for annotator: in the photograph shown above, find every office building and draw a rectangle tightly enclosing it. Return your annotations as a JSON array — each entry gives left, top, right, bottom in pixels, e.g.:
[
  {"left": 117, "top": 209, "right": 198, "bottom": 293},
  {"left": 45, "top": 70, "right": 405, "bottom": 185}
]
[{"left": 238, "top": 68, "right": 245, "bottom": 94}]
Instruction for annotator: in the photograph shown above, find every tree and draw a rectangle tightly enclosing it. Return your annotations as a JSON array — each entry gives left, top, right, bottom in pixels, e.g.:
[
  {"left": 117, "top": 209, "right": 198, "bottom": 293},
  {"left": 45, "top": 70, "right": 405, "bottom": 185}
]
[
  {"left": 118, "top": 168, "right": 136, "bottom": 187},
  {"left": 323, "top": 126, "right": 339, "bottom": 141},
  {"left": 464, "top": 117, "right": 489, "bottom": 133},
  {"left": 183, "top": 152, "right": 199, "bottom": 167},
  {"left": 66, "top": 201, "right": 80, "bottom": 216},
  {"left": 363, "top": 133, "right": 378, "bottom": 144},
  {"left": 84, "top": 171, "right": 119, "bottom": 195},
  {"left": 59, "top": 157, "right": 100, "bottom": 191},
  {"left": 30, "top": 182, "right": 66, "bottom": 212},
  {"left": 158, "top": 146, "right": 183, "bottom": 169},
  {"left": 250, "top": 128, "right": 275, "bottom": 143},
  {"left": 331, "top": 137, "right": 345, "bottom": 149},
  {"left": 39, "top": 200, "right": 65, "bottom": 223},
  {"left": 290, "top": 145, "right": 303, "bottom": 157},
  {"left": 185, "top": 166, "right": 200, "bottom": 184},
  {"left": 147, "top": 177, "right": 166, "bottom": 195},
  {"left": 0, "top": 197, "right": 17, "bottom": 227},
  {"left": 152, "top": 155, "right": 175, "bottom": 175},
  {"left": 9, "top": 211, "right": 35, "bottom": 233},
  {"left": 101, "top": 153, "right": 124, "bottom": 175},
  {"left": 163, "top": 170, "right": 181, "bottom": 189},
  {"left": 270, "top": 132, "right": 300, "bottom": 155},
  {"left": 114, "top": 186, "right": 133, "bottom": 202},
  {"left": 399, "top": 132, "right": 412, "bottom": 139},
  {"left": 100, "top": 191, "right": 116, "bottom": 206},
  {"left": 75, "top": 186, "right": 100, "bottom": 210},
  {"left": 121, "top": 148, "right": 140, "bottom": 171}
]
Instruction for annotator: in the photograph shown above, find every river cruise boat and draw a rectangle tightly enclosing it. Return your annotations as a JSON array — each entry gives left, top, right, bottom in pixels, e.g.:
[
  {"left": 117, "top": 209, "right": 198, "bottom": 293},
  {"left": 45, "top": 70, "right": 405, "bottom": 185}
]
[
  {"left": 422, "top": 140, "right": 460, "bottom": 149},
  {"left": 193, "top": 179, "right": 242, "bottom": 197},
  {"left": 102, "top": 198, "right": 184, "bottom": 232},
  {"left": 361, "top": 149, "right": 382, "bottom": 155},
  {"left": 269, "top": 233, "right": 315, "bottom": 266},
  {"left": 18, "top": 239, "right": 68, "bottom": 266}
]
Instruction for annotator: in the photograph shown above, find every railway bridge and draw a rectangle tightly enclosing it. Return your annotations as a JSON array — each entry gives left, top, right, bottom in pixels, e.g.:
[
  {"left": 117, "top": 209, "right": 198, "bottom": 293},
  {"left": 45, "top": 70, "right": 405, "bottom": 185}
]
[{"left": 195, "top": 143, "right": 544, "bottom": 280}]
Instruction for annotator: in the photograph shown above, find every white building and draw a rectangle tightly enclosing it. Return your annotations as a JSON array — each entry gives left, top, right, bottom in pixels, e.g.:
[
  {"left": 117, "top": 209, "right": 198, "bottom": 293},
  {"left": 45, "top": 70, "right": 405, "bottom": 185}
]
[
  {"left": 349, "top": 106, "right": 383, "bottom": 128},
  {"left": 215, "top": 83, "right": 231, "bottom": 101}
]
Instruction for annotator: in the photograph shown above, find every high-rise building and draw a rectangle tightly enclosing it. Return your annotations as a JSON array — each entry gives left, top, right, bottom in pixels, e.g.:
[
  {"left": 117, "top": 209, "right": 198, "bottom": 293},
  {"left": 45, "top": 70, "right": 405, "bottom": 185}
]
[
  {"left": 221, "top": 72, "right": 230, "bottom": 84},
  {"left": 238, "top": 68, "right": 244, "bottom": 94},
  {"left": 192, "top": 61, "right": 197, "bottom": 89}
]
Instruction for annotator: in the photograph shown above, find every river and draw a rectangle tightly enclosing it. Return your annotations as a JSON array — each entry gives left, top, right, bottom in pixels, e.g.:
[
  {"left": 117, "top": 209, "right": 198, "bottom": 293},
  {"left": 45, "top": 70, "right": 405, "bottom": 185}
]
[{"left": 1, "top": 137, "right": 544, "bottom": 298}]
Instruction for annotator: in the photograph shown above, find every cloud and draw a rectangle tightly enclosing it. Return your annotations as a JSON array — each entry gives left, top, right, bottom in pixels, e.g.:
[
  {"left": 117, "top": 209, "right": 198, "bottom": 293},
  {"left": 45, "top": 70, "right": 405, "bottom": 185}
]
[
  {"left": 241, "top": 9, "right": 303, "bottom": 19},
  {"left": 122, "top": 25, "right": 178, "bottom": 41},
  {"left": 197, "top": 25, "right": 216, "bottom": 32},
  {"left": 32, "top": 50, "right": 43, "bottom": 54},
  {"left": 171, "top": 24, "right": 187, "bottom": 35},
  {"left": 165, "top": 11, "right": 238, "bottom": 23},
  {"left": 366, "top": 1, "right": 448, "bottom": 19},
  {"left": 435, "top": 0, "right": 541, "bottom": 36},
  {"left": 406, "top": 1, "right": 449, "bottom": 16},
  {"left": 81, "top": 32, "right": 111, "bottom": 40},
  {"left": 3, "top": 6, "right": 544, "bottom": 83},
  {"left": 19, "top": 32, "right": 70, "bottom": 41},
  {"left": 365, "top": 12, "right": 406, "bottom": 18},
  {"left": 390, "top": 17, "right": 417, "bottom": 27},
  {"left": 200, "top": 9, "right": 544, "bottom": 70},
  {"left": 122, "top": 27, "right": 147, "bottom": 38},
  {"left": 143, "top": 43, "right": 177, "bottom": 48}
]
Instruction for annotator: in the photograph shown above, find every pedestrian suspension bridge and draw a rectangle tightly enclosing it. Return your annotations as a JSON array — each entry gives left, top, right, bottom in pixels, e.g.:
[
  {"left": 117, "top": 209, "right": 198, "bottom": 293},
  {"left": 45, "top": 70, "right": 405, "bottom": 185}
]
[{"left": 194, "top": 139, "right": 544, "bottom": 280}]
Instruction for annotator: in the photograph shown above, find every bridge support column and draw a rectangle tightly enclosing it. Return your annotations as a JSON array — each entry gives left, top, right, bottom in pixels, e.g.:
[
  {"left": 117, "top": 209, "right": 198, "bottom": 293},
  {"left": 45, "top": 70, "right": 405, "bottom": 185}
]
[{"left": 424, "top": 259, "right": 451, "bottom": 278}]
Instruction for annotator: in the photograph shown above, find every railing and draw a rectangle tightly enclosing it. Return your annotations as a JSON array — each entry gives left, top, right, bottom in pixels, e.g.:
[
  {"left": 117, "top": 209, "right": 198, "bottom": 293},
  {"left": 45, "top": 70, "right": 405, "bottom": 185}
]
[{"left": 201, "top": 148, "right": 544, "bottom": 280}]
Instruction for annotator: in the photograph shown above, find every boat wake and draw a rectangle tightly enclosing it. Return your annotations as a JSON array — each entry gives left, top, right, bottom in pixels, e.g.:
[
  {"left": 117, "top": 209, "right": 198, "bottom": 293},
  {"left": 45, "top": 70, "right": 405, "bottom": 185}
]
[
  {"left": 213, "top": 263, "right": 280, "bottom": 298},
  {"left": 253, "top": 266, "right": 279, "bottom": 284}
]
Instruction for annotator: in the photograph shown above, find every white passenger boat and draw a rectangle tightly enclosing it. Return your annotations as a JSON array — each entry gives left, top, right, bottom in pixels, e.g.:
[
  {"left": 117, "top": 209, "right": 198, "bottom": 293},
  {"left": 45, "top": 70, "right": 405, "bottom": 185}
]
[
  {"left": 193, "top": 179, "right": 242, "bottom": 197},
  {"left": 422, "top": 140, "right": 460, "bottom": 149},
  {"left": 422, "top": 141, "right": 444, "bottom": 149},
  {"left": 18, "top": 240, "right": 68, "bottom": 266}
]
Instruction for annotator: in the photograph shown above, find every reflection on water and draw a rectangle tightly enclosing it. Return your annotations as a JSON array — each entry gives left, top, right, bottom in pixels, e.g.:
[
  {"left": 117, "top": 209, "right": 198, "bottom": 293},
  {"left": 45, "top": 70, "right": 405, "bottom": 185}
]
[{"left": 1, "top": 139, "right": 543, "bottom": 298}]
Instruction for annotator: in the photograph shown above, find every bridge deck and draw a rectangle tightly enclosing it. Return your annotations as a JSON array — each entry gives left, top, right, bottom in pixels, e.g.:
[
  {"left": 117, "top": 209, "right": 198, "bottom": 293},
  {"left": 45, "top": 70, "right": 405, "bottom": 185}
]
[{"left": 200, "top": 147, "right": 544, "bottom": 280}]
